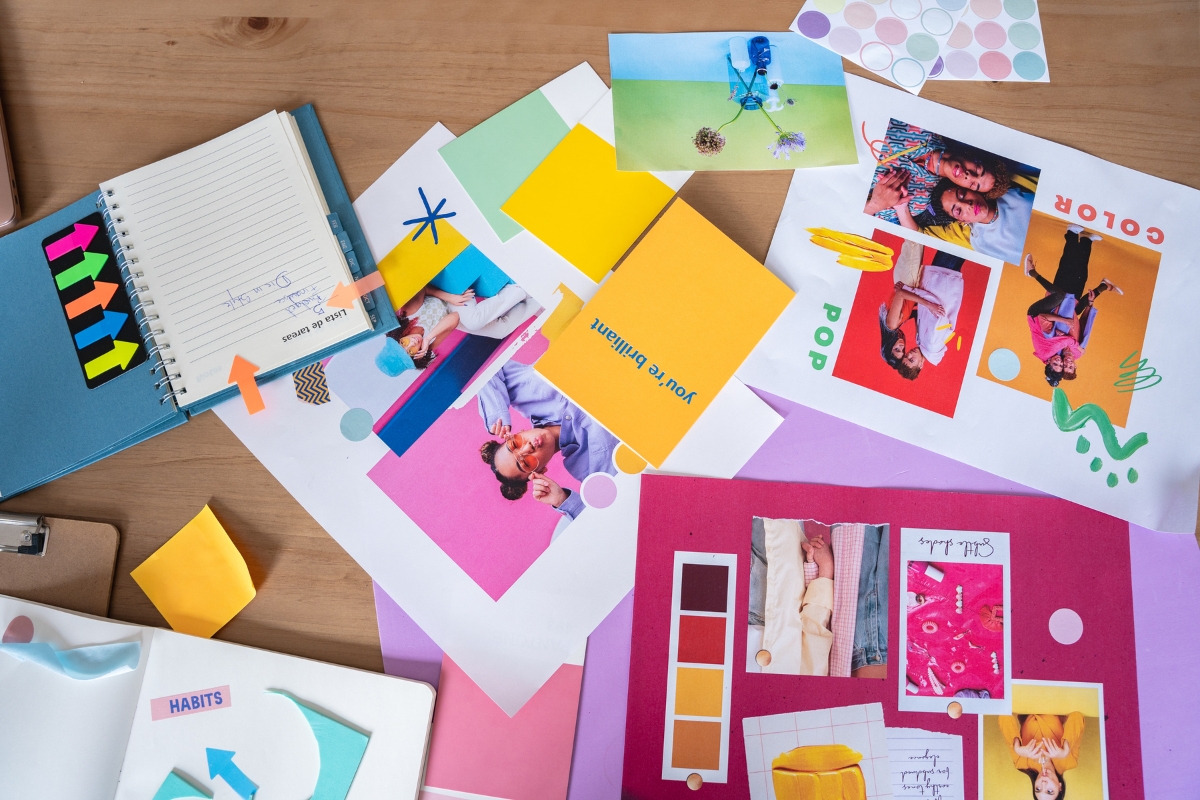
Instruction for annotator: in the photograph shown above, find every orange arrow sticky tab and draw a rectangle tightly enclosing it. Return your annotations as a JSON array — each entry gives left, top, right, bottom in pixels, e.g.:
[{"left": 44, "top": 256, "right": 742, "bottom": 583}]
[
  {"left": 64, "top": 281, "right": 120, "bottom": 319},
  {"left": 228, "top": 355, "right": 264, "bottom": 415},
  {"left": 326, "top": 271, "right": 386, "bottom": 309}
]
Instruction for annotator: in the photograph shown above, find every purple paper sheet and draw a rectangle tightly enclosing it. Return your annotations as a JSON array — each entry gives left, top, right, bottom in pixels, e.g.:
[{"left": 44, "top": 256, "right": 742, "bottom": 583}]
[
  {"left": 737, "top": 388, "right": 1037, "bottom": 495},
  {"left": 373, "top": 581, "right": 443, "bottom": 689},
  {"left": 567, "top": 591, "right": 634, "bottom": 799},
  {"left": 1130, "top": 524, "right": 1200, "bottom": 798}
]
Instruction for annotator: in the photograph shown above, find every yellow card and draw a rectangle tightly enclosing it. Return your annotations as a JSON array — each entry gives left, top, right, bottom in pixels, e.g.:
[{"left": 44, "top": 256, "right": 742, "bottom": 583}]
[
  {"left": 535, "top": 200, "right": 793, "bottom": 466},
  {"left": 376, "top": 219, "right": 469, "bottom": 309},
  {"left": 130, "top": 505, "right": 256, "bottom": 638},
  {"left": 501, "top": 124, "right": 677, "bottom": 282}
]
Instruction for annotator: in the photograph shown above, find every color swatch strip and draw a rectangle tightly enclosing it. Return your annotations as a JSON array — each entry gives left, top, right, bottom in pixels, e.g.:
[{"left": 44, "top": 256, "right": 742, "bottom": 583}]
[{"left": 661, "top": 551, "right": 737, "bottom": 785}]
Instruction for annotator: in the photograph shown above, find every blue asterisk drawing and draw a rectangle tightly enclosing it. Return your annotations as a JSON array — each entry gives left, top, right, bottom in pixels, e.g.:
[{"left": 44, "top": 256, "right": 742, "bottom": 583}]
[{"left": 402, "top": 187, "right": 456, "bottom": 244}]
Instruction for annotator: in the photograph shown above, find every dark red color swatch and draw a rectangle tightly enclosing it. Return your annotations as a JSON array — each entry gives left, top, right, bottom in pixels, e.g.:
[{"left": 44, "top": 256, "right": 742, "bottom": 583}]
[{"left": 677, "top": 614, "right": 727, "bottom": 665}]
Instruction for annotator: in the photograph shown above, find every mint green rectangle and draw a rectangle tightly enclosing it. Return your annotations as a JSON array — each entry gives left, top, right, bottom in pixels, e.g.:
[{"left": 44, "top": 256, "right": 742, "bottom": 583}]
[
  {"left": 612, "top": 80, "right": 857, "bottom": 171},
  {"left": 440, "top": 89, "right": 570, "bottom": 242}
]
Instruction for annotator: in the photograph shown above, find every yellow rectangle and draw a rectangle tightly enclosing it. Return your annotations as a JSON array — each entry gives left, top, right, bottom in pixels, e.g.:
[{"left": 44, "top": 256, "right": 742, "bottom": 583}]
[
  {"left": 502, "top": 124, "right": 676, "bottom": 282},
  {"left": 1011, "top": 681, "right": 1101, "bottom": 716},
  {"left": 534, "top": 199, "right": 793, "bottom": 466},
  {"left": 376, "top": 219, "right": 469, "bottom": 310},
  {"left": 674, "top": 666, "right": 724, "bottom": 717}
]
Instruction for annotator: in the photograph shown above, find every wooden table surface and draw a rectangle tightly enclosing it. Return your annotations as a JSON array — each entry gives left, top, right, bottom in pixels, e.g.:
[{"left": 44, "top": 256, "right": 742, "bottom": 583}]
[{"left": 1, "top": 1, "right": 1197, "bottom": 673}]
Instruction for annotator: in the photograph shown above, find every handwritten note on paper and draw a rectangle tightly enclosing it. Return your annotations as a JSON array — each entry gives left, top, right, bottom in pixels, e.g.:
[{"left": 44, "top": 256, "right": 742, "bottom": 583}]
[{"left": 886, "top": 728, "right": 963, "bottom": 800}]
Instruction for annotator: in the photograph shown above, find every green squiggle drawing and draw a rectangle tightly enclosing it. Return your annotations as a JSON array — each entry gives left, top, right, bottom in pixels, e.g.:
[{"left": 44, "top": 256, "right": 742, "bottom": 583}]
[{"left": 1051, "top": 388, "right": 1149, "bottom": 461}]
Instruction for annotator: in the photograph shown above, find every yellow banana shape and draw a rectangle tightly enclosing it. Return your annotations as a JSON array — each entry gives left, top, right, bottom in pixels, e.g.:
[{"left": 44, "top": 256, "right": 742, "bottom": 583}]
[{"left": 806, "top": 228, "right": 894, "bottom": 256}]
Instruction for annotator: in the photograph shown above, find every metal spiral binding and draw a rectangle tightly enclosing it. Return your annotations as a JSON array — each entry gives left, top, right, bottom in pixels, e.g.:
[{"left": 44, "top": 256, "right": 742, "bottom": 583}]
[{"left": 97, "top": 192, "right": 187, "bottom": 406}]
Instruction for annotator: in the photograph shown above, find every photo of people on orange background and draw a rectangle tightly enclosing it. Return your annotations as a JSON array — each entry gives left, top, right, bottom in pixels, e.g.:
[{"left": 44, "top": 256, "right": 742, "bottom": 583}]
[{"left": 977, "top": 211, "right": 1161, "bottom": 427}]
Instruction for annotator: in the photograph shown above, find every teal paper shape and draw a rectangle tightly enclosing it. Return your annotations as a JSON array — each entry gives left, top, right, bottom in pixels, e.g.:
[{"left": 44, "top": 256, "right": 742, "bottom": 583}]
[
  {"left": 152, "top": 770, "right": 212, "bottom": 800},
  {"left": 439, "top": 89, "right": 569, "bottom": 241},
  {"left": 0, "top": 641, "right": 140, "bottom": 679},
  {"left": 269, "top": 691, "right": 370, "bottom": 800}
]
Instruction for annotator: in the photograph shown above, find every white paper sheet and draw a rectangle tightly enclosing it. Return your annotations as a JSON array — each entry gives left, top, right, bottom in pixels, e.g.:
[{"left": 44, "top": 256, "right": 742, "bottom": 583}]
[
  {"left": 886, "top": 727, "right": 964, "bottom": 800},
  {"left": 739, "top": 74, "right": 1200, "bottom": 533},
  {"left": 0, "top": 597, "right": 149, "bottom": 799}
]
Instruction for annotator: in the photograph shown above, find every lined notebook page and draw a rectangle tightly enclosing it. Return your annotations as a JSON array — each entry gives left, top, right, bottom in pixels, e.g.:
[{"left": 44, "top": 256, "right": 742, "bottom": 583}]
[{"left": 100, "top": 111, "right": 370, "bottom": 407}]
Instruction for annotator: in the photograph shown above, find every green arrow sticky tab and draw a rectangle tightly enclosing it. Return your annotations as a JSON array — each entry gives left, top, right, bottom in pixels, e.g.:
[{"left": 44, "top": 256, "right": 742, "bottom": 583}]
[
  {"left": 54, "top": 252, "right": 109, "bottom": 290},
  {"left": 84, "top": 340, "right": 139, "bottom": 379}
]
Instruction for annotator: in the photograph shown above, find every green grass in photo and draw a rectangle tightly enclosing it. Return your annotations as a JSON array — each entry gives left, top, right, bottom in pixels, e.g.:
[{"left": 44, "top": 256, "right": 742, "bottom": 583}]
[{"left": 613, "top": 80, "right": 856, "bottom": 171}]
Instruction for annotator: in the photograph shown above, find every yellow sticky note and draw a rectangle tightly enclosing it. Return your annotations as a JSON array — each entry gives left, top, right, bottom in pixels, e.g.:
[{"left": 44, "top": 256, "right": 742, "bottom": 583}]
[
  {"left": 131, "top": 505, "right": 256, "bottom": 638},
  {"left": 501, "top": 124, "right": 677, "bottom": 282},
  {"left": 376, "top": 220, "right": 470, "bottom": 310},
  {"left": 535, "top": 200, "right": 793, "bottom": 466}
]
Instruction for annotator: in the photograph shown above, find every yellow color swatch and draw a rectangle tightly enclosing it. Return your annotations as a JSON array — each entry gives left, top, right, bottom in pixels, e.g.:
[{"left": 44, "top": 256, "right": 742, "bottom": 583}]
[
  {"left": 534, "top": 200, "right": 794, "bottom": 467},
  {"left": 675, "top": 667, "right": 724, "bottom": 717},
  {"left": 376, "top": 220, "right": 470, "bottom": 310},
  {"left": 131, "top": 505, "right": 256, "bottom": 638},
  {"left": 501, "top": 124, "right": 677, "bottom": 282}
]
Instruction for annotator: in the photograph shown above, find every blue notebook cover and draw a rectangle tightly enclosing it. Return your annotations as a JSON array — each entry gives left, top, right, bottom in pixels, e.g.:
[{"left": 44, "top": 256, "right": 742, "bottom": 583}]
[
  {"left": 0, "top": 104, "right": 396, "bottom": 497},
  {"left": 0, "top": 193, "right": 187, "bottom": 497}
]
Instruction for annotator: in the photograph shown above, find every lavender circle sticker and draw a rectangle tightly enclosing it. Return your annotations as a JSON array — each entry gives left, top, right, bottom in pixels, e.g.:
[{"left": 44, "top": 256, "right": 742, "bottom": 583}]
[
  {"left": 582, "top": 473, "right": 618, "bottom": 509},
  {"left": 796, "top": 10, "right": 832, "bottom": 39}
]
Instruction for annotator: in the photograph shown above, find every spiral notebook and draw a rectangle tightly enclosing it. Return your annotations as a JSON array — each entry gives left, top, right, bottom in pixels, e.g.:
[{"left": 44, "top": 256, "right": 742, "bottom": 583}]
[{"left": 0, "top": 104, "right": 396, "bottom": 498}]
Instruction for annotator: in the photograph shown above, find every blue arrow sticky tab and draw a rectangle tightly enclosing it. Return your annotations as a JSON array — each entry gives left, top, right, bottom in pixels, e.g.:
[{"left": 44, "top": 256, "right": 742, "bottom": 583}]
[
  {"left": 74, "top": 310, "right": 128, "bottom": 350},
  {"left": 206, "top": 748, "right": 258, "bottom": 800}
]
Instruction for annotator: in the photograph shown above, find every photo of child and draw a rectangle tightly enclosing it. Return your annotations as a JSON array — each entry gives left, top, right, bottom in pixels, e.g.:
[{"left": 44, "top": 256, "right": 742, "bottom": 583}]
[
  {"left": 904, "top": 559, "right": 1005, "bottom": 701},
  {"left": 746, "top": 517, "right": 889, "bottom": 679},
  {"left": 380, "top": 280, "right": 534, "bottom": 375},
  {"left": 978, "top": 211, "right": 1161, "bottom": 427},
  {"left": 864, "top": 119, "right": 1041, "bottom": 264},
  {"left": 831, "top": 229, "right": 990, "bottom": 417},
  {"left": 981, "top": 681, "right": 1109, "bottom": 800}
]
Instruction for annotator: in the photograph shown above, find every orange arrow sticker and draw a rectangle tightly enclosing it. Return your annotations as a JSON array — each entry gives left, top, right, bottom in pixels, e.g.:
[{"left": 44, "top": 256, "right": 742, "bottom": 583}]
[
  {"left": 228, "top": 355, "right": 264, "bottom": 415},
  {"left": 326, "top": 272, "right": 386, "bottom": 309},
  {"left": 64, "top": 280, "right": 120, "bottom": 319}
]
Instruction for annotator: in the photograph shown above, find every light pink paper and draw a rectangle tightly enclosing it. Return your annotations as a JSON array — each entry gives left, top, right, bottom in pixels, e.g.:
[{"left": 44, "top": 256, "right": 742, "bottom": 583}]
[{"left": 423, "top": 654, "right": 583, "bottom": 800}]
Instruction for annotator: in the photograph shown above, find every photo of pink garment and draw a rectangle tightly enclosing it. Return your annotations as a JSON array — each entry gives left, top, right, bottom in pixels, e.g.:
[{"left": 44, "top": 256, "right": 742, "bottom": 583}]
[{"left": 904, "top": 560, "right": 1004, "bottom": 700}]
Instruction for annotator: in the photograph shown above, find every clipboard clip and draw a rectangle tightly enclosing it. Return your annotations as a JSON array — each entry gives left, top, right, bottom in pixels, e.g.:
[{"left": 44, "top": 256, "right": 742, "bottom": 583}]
[{"left": 0, "top": 512, "right": 48, "bottom": 556}]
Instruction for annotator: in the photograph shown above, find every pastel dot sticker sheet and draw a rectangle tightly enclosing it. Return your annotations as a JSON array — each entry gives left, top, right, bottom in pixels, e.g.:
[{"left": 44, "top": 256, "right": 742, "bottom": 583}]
[
  {"left": 930, "top": 0, "right": 1048, "bottom": 81},
  {"left": 792, "top": 0, "right": 966, "bottom": 94}
]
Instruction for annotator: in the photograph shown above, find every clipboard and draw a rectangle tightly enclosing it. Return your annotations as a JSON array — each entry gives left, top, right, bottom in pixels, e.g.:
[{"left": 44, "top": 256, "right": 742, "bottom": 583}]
[{"left": 0, "top": 512, "right": 119, "bottom": 617}]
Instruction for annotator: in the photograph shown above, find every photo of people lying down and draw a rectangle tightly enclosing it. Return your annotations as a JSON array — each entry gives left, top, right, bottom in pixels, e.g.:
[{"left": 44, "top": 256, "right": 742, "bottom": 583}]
[
  {"left": 747, "top": 517, "right": 888, "bottom": 679},
  {"left": 864, "top": 118, "right": 1040, "bottom": 264},
  {"left": 1021, "top": 225, "right": 1122, "bottom": 388}
]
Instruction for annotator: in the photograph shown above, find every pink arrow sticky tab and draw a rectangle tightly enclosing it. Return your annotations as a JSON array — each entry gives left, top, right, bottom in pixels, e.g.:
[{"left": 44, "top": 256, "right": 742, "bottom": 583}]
[{"left": 45, "top": 223, "right": 101, "bottom": 261}]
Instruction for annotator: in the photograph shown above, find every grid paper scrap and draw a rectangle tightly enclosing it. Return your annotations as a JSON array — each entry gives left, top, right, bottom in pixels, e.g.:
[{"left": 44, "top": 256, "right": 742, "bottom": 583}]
[{"left": 742, "top": 702, "right": 893, "bottom": 800}]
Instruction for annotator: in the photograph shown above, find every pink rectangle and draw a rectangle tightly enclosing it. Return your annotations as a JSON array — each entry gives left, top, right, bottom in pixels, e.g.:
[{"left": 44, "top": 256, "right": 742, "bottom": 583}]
[{"left": 150, "top": 685, "right": 232, "bottom": 721}]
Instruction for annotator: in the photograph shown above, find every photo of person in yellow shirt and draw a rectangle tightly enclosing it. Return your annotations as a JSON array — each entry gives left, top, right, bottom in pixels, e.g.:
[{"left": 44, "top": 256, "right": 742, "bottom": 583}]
[{"left": 998, "top": 712, "right": 1084, "bottom": 800}]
